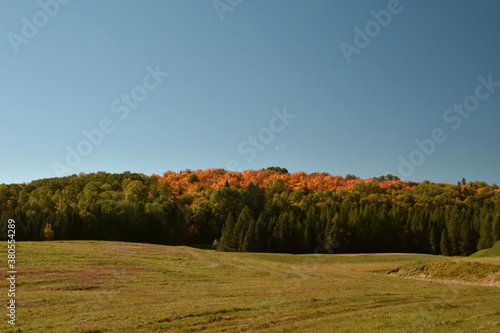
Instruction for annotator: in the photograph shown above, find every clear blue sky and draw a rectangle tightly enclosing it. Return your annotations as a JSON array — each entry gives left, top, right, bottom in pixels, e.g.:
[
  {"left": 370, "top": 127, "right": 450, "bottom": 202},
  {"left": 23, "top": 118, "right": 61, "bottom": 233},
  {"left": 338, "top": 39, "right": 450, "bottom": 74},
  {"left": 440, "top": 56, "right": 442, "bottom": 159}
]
[{"left": 1, "top": 0, "right": 499, "bottom": 185}]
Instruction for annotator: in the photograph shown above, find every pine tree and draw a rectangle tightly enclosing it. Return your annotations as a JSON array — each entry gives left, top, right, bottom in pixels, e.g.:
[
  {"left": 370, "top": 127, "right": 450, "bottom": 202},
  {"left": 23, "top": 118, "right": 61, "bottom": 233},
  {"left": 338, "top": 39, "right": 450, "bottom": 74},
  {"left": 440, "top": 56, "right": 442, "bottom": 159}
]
[
  {"left": 271, "top": 211, "right": 293, "bottom": 253},
  {"left": 254, "top": 213, "right": 267, "bottom": 252},
  {"left": 267, "top": 216, "right": 278, "bottom": 252},
  {"left": 477, "top": 213, "right": 493, "bottom": 250},
  {"left": 246, "top": 182, "right": 265, "bottom": 219},
  {"left": 495, "top": 192, "right": 500, "bottom": 243},
  {"left": 493, "top": 213, "right": 500, "bottom": 243},
  {"left": 459, "top": 219, "right": 476, "bottom": 256},
  {"left": 219, "top": 214, "right": 237, "bottom": 251},
  {"left": 234, "top": 206, "right": 254, "bottom": 251},
  {"left": 242, "top": 219, "right": 257, "bottom": 252},
  {"left": 325, "top": 213, "right": 341, "bottom": 253},
  {"left": 440, "top": 229, "right": 450, "bottom": 256},
  {"left": 304, "top": 207, "right": 318, "bottom": 252},
  {"left": 446, "top": 206, "right": 462, "bottom": 255},
  {"left": 429, "top": 206, "right": 444, "bottom": 253},
  {"left": 429, "top": 226, "right": 440, "bottom": 254}
]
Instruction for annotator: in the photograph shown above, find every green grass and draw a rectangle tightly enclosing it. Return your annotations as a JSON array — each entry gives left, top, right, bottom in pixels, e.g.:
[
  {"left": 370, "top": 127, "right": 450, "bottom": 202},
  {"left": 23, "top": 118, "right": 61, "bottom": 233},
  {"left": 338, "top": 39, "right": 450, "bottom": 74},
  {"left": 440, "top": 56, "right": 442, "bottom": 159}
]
[
  {"left": 2, "top": 241, "right": 500, "bottom": 332},
  {"left": 470, "top": 241, "right": 500, "bottom": 258}
]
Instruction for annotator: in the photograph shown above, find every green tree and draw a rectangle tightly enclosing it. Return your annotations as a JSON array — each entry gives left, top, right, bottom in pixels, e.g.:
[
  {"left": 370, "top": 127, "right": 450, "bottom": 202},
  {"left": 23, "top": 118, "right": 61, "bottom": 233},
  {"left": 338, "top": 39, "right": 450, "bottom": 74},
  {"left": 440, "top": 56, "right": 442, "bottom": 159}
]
[
  {"left": 440, "top": 229, "right": 451, "bottom": 256},
  {"left": 272, "top": 211, "right": 297, "bottom": 253},
  {"left": 246, "top": 182, "right": 265, "bottom": 219},
  {"left": 254, "top": 213, "right": 268, "bottom": 252},
  {"left": 477, "top": 210, "right": 493, "bottom": 250},
  {"left": 188, "top": 174, "right": 200, "bottom": 183},
  {"left": 234, "top": 206, "right": 254, "bottom": 251},
  {"left": 325, "top": 213, "right": 342, "bottom": 253},
  {"left": 446, "top": 206, "right": 463, "bottom": 255},
  {"left": 493, "top": 213, "right": 500, "bottom": 243},
  {"left": 242, "top": 218, "right": 257, "bottom": 252},
  {"left": 429, "top": 226, "right": 440, "bottom": 254},
  {"left": 219, "top": 214, "right": 237, "bottom": 252},
  {"left": 459, "top": 219, "right": 476, "bottom": 256},
  {"left": 209, "top": 187, "right": 246, "bottom": 235}
]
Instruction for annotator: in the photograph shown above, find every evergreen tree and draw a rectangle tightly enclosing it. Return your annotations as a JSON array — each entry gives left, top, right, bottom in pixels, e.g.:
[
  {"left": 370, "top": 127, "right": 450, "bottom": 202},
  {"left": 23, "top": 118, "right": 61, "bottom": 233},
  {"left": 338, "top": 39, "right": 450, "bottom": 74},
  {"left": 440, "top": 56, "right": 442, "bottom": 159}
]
[
  {"left": 234, "top": 206, "right": 254, "bottom": 251},
  {"left": 494, "top": 192, "right": 500, "bottom": 243},
  {"left": 325, "top": 213, "right": 342, "bottom": 253},
  {"left": 274, "top": 211, "right": 296, "bottom": 253},
  {"left": 267, "top": 216, "right": 278, "bottom": 252},
  {"left": 429, "top": 226, "right": 440, "bottom": 254},
  {"left": 446, "top": 206, "right": 463, "bottom": 255},
  {"left": 347, "top": 205, "right": 362, "bottom": 252},
  {"left": 477, "top": 212, "right": 493, "bottom": 250},
  {"left": 493, "top": 213, "right": 500, "bottom": 243},
  {"left": 0, "top": 169, "right": 498, "bottom": 256},
  {"left": 254, "top": 213, "right": 268, "bottom": 252},
  {"left": 271, "top": 212, "right": 285, "bottom": 252},
  {"left": 459, "top": 220, "right": 476, "bottom": 256},
  {"left": 246, "top": 182, "right": 265, "bottom": 219},
  {"left": 304, "top": 206, "right": 319, "bottom": 252},
  {"left": 440, "top": 229, "right": 451, "bottom": 256},
  {"left": 242, "top": 218, "right": 257, "bottom": 252},
  {"left": 219, "top": 214, "right": 237, "bottom": 251}
]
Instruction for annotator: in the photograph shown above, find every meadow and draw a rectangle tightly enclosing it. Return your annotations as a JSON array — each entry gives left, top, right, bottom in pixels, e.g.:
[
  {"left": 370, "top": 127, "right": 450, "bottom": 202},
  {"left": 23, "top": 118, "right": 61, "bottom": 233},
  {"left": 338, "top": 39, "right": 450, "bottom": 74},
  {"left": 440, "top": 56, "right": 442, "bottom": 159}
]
[{"left": 2, "top": 241, "right": 500, "bottom": 332}]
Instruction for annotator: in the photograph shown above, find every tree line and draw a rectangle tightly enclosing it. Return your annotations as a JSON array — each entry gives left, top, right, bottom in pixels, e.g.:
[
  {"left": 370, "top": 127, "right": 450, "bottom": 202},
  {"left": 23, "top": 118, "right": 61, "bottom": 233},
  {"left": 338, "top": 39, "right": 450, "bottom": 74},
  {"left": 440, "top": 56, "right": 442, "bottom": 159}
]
[{"left": 0, "top": 169, "right": 499, "bottom": 256}]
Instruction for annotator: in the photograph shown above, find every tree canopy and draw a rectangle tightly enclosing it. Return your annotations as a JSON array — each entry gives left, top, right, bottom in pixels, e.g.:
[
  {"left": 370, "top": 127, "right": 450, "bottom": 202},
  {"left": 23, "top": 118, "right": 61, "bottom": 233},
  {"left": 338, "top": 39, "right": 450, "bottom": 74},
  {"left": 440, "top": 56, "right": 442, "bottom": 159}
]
[{"left": 1, "top": 169, "right": 499, "bottom": 256}]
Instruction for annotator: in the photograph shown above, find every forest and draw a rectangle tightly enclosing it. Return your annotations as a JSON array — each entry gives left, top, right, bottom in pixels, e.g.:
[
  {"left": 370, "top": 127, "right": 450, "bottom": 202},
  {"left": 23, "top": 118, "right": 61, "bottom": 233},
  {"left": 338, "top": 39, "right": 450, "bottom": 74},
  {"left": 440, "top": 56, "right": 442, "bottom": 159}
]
[{"left": 1, "top": 168, "right": 499, "bottom": 256}]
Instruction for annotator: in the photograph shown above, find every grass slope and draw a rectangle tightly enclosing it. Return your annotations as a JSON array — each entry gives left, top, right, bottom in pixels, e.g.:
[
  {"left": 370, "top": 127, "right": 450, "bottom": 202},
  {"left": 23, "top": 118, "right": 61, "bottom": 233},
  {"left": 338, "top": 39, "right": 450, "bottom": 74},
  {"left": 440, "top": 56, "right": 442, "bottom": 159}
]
[
  {"left": 470, "top": 241, "right": 500, "bottom": 258},
  {"left": 2, "top": 241, "right": 500, "bottom": 333},
  {"left": 390, "top": 261, "right": 500, "bottom": 286}
]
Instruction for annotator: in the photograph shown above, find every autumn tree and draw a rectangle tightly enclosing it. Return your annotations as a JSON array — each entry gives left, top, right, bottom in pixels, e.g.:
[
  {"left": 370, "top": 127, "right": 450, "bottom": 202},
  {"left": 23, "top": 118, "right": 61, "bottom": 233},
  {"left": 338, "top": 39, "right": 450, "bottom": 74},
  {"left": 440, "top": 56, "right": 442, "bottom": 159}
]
[
  {"left": 43, "top": 223, "right": 54, "bottom": 241},
  {"left": 0, "top": 169, "right": 498, "bottom": 256}
]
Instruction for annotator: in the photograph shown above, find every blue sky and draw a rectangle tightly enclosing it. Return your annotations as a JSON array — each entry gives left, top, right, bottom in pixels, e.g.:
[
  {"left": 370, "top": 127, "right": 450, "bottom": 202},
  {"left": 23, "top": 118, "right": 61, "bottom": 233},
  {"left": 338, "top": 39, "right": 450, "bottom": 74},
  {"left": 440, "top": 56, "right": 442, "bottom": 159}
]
[{"left": 1, "top": 0, "right": 499, "bottom": 185}]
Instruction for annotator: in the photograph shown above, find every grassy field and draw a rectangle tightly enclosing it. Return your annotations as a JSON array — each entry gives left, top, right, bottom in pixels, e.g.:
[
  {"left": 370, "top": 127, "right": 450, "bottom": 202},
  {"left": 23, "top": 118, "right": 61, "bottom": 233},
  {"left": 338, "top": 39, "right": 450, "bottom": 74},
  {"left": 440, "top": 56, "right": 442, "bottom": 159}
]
[
  {"left": 2, "top": 241, "right": 500, "bottom": 332},
  {"left": 470, "top": 241, "right": 500, "bottom": 258}
]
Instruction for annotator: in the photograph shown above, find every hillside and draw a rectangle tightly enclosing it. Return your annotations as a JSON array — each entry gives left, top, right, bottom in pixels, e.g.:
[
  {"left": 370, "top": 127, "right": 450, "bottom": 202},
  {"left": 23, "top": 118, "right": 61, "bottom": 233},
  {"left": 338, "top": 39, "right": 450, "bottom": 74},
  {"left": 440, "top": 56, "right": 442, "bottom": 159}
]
[
  {"left": 470, "top": 241, "right": 500, "bottom": 258},
  {"left": 4, "top": 241, "right": 500, "bottom": 332},
  {"left": 389, "top": 261, "right": 500, "bottom": 287},
  {"left": 1, "top": 169, "right": 499, "bottom": 256}
]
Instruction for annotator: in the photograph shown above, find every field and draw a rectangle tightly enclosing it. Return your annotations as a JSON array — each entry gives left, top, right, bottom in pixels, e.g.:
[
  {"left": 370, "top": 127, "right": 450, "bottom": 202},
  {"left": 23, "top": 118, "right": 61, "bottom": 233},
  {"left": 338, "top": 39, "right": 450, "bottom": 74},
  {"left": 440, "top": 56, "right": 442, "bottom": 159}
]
[{"left": 2, "top": 241, "right": 500, "bottom": 332}]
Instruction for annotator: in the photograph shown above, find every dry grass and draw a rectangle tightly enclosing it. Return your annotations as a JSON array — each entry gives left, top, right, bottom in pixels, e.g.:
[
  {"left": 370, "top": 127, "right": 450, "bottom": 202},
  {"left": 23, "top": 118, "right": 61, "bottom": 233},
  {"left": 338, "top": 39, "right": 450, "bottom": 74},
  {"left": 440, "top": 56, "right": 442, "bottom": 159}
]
[
  {"left": 2, "top": 241, "right": 500, "bottom": 332},
  {"left": 389, "top": 260, "right": 500, "bottom": 287}
]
